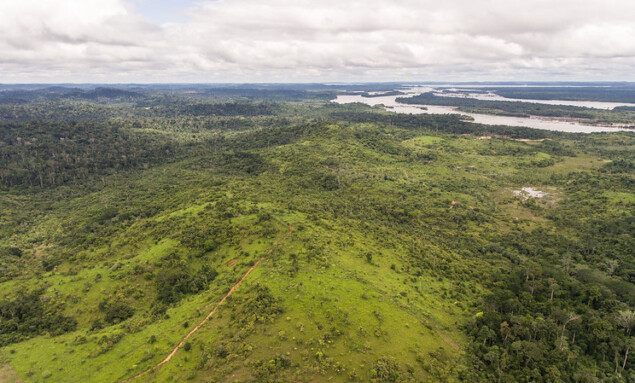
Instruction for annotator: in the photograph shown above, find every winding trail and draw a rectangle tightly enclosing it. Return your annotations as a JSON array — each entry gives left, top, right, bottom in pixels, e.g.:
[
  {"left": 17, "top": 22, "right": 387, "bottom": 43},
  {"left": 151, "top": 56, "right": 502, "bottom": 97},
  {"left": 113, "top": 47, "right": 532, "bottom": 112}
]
[{"left": 118, "top": 227, "right": 294, "bottom": 382}]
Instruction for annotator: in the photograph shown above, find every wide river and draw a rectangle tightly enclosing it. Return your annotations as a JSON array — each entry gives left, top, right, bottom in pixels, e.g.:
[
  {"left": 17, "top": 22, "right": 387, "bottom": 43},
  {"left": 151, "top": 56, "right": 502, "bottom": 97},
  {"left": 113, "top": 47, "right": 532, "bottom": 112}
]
[
  {"left": 332, "top": 87, "right": 634, "bottom": 133},
  {"left": 432, "top": 90, "right": 635, "bottom": 110}
]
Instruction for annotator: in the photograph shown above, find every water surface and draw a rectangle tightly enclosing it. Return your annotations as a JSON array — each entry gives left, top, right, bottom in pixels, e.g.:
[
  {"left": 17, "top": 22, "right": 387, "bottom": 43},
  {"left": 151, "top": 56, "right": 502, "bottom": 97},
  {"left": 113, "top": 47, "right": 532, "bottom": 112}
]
[
  {"left": 433, "top": 91, "right": 635, "bottom": 110},
  {"left": 333, "top": 88, "right": 632, "bottom": 133}
]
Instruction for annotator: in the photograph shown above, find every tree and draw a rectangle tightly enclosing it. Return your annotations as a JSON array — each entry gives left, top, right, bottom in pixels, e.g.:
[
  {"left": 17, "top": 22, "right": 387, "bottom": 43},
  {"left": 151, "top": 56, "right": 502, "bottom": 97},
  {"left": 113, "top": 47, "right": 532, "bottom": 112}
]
[
  {"left": 547, "top": 277, "right": 558, "bottom": 301},
  {"left": 562, "top": 312, "right": 581, "bottom": 337},
  {"left": 616, "top": 310, "right": 634, "bottom": 337},
  {"left": 616, "top": 310, "right": 635, "bottom": 372}
]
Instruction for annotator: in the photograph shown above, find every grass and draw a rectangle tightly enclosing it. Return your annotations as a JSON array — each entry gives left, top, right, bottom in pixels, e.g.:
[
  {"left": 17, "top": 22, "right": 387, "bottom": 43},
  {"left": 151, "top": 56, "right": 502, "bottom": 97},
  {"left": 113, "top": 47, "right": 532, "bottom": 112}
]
[{"left": 1, "top": 122, "right": 632, "bottom": 382}]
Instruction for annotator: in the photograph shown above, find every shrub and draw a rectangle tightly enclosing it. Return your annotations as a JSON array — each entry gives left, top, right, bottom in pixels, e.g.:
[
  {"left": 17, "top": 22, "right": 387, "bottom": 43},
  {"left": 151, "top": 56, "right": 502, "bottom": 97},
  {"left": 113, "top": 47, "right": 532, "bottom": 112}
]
[
  {"left": 0, "top": 290, "right": 77, "bottom": 346},
  {"left": 0, "top": 247, "right": 22, "bottom": 258},
  {"left": 103, "top": 302, "right": 135, "bottom": 324},
  {"left": 370, "top": 357, "right": 402, "bottom": 382},
  {"left": 216, "top": 345, "right": 228, "bottom": 358},
  {"left": 155, "top": 266, "right": 218, "bottom": 304}
]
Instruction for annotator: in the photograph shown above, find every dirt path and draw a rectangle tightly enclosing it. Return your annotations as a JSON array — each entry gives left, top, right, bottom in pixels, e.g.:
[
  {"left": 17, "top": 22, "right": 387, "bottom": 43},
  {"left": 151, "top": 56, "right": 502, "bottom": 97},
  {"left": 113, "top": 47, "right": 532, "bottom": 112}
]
[
  {"left": 0, "top": 364, "right": 22, "bottom": 383},
  {"left": 119, "top": 227, "right": 294, "bottom": 382}
]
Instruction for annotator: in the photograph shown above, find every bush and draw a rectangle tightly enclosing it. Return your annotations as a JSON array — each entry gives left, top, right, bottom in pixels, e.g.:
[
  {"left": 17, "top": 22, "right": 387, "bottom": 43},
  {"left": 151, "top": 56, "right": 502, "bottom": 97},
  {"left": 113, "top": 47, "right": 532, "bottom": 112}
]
[
  {"left": 203, "top": 239, "right": 219, "bottom": 252},
  {"left": 91, "top": 320, "right": 104, "bottom": 331},
  {"left": 0, "top": 290, "right": 77, "bottom": 346},
  {"left": 216, "top": 345, "right": 228, "bottom": 358},
  {"left": 0, "top": 247, "right": 22, "bottom": 258},
  {"left": 155, "top": 266, "right": 218, "bottom": 304},
  {"left": 103, "top": 302, "right": 135, "bottom": 324},
  {"left": 370, "top": 357, "right": 402, "bottom": 382}
]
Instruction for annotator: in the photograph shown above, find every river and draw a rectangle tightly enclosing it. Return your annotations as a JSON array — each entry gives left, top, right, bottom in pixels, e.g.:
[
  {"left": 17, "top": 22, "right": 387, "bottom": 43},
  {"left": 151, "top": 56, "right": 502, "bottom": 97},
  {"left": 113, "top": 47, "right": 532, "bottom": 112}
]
[
  {"left": 432, "top": 90, "right": 635, "bottom": 110},
  {"left": 332, "top": 87, "right": 633, "bottom": 133}
]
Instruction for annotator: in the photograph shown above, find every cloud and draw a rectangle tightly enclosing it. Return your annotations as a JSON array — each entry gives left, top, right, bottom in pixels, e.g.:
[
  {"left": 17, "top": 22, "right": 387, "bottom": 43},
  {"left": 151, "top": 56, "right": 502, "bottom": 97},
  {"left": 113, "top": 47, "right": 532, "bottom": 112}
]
[{"left": 0, "top": 0, "right": 634, "bottom": 82}]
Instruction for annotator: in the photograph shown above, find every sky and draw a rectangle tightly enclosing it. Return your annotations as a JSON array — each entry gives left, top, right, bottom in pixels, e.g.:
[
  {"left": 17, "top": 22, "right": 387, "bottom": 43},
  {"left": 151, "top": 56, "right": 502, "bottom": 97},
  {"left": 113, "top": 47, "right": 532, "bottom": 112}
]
[{"left": 1, "top": 0, "right": 634, "bottom": 83}]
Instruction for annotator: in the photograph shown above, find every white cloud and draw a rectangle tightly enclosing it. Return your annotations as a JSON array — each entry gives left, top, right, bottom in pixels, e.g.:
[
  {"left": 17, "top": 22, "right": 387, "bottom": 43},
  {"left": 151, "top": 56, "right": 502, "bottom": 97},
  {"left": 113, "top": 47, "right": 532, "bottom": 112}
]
[{"left": 0, "top": 0, "right": 634, "bottom": 82}]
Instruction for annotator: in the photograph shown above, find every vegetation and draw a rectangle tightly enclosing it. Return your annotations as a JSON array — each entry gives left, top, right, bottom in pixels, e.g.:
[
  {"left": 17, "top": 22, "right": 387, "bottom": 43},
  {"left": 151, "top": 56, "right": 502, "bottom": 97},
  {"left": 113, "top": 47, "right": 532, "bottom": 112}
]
[
  {"left": 483, "top": 85, "right": 635, "bottom": 103},
  {"left": 396, "top": 92, "right": 635, "bottom": 125},
  {"left": 0, "top": 85, "right": 632, "bottom": 382}
]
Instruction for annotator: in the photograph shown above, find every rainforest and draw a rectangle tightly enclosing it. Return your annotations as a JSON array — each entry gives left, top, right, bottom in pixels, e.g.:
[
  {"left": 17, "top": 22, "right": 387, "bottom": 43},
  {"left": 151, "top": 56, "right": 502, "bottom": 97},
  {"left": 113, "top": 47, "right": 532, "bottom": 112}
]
[{"left": 0, "top": 84, "right": 633, "bottom": 383}]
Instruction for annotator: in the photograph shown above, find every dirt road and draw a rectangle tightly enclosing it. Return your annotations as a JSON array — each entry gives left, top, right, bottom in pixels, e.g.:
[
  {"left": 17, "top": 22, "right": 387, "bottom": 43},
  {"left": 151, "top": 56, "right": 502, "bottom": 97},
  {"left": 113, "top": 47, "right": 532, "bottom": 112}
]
[{"left": 118, "top": 227, "right": 293, "bottom": 382}]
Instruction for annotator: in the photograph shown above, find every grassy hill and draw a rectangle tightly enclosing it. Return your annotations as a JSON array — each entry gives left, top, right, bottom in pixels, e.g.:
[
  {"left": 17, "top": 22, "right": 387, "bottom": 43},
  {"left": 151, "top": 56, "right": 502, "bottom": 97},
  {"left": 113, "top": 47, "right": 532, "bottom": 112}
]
[{"left": 0, "top": 91, "right": 633, "bottom": 382}]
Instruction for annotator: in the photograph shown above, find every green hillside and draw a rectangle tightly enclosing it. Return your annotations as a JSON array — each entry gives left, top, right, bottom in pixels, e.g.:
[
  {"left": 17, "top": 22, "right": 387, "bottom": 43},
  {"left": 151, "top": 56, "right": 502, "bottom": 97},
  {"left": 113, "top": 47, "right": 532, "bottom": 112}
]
[{"left": 0, "top": 90, "right": 633, "bottom": 382}]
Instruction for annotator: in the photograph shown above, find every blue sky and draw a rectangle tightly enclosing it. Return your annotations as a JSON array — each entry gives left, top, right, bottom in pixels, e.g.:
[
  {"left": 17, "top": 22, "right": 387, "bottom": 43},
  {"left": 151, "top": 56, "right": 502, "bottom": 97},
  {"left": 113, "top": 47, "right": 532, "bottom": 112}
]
[{"left": 131, "top": 0, "right": 200, "bottom": 23}]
